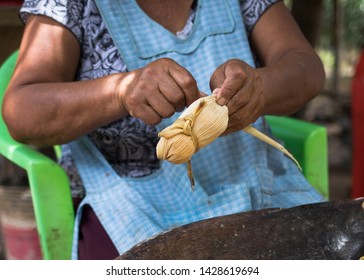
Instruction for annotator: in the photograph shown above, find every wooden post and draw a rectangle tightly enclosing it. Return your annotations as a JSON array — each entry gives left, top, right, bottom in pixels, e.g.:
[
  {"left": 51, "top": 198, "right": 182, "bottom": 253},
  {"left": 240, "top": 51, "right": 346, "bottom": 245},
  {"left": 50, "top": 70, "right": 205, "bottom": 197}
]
[
  {"left": 332, "top": 0, "right": 343, "bottom": 95},
  {"left": 291, "top": 0, "right": 324, "bottom": 48}
]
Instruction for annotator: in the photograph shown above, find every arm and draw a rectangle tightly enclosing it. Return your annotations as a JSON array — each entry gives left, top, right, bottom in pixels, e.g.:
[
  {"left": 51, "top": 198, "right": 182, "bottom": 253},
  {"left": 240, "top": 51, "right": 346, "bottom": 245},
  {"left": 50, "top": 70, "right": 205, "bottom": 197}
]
[
  {"left": 2, "top": 15, "right": 201, "bottom": 147},
  {"left": 2, "top": 15, "right": 125, "bottom": 146},
  {"left": 250, "top": 1, "right": 325, "bottom": 115},
  {"left": 210, "top": 2, "right": 325, "bottom": 134}
]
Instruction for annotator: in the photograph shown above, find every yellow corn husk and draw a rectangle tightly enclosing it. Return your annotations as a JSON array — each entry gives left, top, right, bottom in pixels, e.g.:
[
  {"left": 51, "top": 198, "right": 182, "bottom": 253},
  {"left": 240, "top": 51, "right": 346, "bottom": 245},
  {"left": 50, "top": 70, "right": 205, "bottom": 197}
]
[
  {"left": 243, "top": 125, "right": 302, "bottom": 171},
  {"left": 156, "top": 95, "right": 302, "bottom": 189},
  {"left": 156, "top": 95, "right": 228, "bottom": 164}
]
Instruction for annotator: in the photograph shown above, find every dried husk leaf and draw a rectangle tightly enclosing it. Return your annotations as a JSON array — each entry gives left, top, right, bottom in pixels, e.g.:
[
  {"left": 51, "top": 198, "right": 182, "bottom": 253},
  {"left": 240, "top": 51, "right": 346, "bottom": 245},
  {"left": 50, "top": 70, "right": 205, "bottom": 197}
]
[{"left": 156, "top": 134, "right": 195, "bottom": 164}]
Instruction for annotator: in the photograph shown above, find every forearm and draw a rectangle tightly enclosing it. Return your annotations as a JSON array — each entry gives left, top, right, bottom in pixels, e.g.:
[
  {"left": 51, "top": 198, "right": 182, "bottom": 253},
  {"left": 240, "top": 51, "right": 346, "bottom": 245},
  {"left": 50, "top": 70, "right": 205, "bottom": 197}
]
[
  {"left": 258, "top": 49, "right": 325, "bottom": 116},
  {"left": 3, "top": 73, "right": 127, "bottom": 147},
  {"left": 247, "top": 2, "right": 325, "bottom": 117}
]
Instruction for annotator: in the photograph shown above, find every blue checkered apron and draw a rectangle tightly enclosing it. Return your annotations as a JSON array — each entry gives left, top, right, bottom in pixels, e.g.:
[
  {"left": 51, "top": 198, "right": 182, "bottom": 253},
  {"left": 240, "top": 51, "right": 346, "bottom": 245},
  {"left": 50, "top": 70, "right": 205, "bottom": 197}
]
[{"left": 69, "top": 0, "right": 324, "bottom": 259}]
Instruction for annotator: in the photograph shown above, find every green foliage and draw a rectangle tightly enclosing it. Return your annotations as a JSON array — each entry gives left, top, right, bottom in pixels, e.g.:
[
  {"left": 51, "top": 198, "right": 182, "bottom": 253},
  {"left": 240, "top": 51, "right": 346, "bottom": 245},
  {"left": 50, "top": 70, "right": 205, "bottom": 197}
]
[
  {"left": 320, "top": 0, "right": 364, "bottom": 48},
  {"left": 343, "top": 0, "right": 364, "bottom": 48},
  {"left": 283, "top": 0, "right": 293, "bottom": 9}
]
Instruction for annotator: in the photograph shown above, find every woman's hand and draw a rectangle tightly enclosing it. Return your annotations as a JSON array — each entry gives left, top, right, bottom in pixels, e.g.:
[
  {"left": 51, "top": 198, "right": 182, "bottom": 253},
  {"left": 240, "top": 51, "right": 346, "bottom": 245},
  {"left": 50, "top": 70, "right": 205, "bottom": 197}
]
[
  {"left": 209, "top": 59, "right": 265, "bottom": 135},
  {"left": 209, "top": 2, "right": 325, "bottom": 136},
  {"left": 118, "top": 58, "right": 203, "bottom": 126},
  {"left": 3, "top": 13, "right": 203, "bottom": 147}
]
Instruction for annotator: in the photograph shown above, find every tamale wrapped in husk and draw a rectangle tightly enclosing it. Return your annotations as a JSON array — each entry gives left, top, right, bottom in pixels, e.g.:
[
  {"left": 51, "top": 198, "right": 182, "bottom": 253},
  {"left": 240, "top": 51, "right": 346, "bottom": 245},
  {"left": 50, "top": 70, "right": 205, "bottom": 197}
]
[
  {"left": 156, "top": 95, "right": 301, "bottom": 188},
  {"left": 157, "top": 95, "right": 228, "bottom": 164}
]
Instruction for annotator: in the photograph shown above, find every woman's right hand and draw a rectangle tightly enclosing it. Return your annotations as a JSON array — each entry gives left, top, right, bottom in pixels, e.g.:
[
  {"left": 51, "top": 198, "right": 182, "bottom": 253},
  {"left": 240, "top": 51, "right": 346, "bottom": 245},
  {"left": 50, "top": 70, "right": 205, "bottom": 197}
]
[
  {"left": 117, "top": 58, "right": 203, "bottom": 126},
  {"left": 3, "top": 15, "right": 202, "bottom": 146}
]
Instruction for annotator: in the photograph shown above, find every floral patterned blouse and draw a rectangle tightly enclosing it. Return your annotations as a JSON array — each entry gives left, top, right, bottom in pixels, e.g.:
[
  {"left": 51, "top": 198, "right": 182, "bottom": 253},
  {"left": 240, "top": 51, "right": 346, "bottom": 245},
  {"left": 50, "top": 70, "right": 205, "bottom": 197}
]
[{"left": 20, "top": 0, "right": 279, "bottom": 198}]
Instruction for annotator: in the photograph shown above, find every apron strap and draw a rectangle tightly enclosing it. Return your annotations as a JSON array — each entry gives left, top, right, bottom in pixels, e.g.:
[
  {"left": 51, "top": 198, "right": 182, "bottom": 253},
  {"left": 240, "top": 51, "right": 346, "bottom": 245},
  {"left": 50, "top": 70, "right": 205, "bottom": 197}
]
[{"left": 93, "top": 0, "right": 241, "bottom": 71}]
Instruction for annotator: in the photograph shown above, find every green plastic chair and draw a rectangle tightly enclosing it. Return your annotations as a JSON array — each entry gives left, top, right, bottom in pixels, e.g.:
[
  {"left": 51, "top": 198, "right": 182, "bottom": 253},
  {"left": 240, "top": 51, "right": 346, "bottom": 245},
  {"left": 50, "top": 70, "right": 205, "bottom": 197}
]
[
  {"left": 265, "top": 115, "right": 329, "bottom": 199},
  {"left": 0, "top": 51, "right": 329, "bottom": 259},
  {"left": 0, "top": 51, "right": 74, "bottom": 260}
]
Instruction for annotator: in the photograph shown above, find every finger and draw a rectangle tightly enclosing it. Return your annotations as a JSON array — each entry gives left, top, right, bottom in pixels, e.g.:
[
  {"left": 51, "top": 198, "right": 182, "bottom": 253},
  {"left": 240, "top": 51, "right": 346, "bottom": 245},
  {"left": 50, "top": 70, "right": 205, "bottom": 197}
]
[
  {"left": 209, "top": 67, "right": 225, "bottom": 92},
  {"left": 211, "top": 87, "right": 220, "bottom": 96},
  {"left": 217, "top": 65, "right": 248, "bottom": 106},
  {"left": 129, "top": 104, "right": 162, "bottom": 126},
  {"left": 168, "top": 66, "right": 200, "bottom": 106},
  {"left": 225, "top": 79, "right": 254, "bottom": 115},
  {"left": 157, "top": 76, "right": 188, "bottom": 112},
  {"left": 228, "top": 89, "right": 263, "bottom": 130},
  {"left": 145, "top": 84, "right": 177, "bottom": 118}
]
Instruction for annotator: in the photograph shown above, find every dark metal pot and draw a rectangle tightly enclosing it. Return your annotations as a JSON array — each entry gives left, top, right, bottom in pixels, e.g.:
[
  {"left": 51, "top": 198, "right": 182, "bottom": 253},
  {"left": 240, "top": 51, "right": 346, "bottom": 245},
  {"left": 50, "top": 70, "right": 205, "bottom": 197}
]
[{"left": 117, "top": 198, "right": 364, "bottom": 260}]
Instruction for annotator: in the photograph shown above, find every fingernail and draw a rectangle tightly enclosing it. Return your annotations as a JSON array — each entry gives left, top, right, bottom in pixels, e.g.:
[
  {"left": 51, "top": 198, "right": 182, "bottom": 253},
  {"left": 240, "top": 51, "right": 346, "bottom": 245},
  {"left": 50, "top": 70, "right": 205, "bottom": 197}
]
[
  {"left": 217, "top": 96, "right": 226, "bottom": 106},
  {"left": 212, "top": 88, "right": 220, "bottom": 95}
]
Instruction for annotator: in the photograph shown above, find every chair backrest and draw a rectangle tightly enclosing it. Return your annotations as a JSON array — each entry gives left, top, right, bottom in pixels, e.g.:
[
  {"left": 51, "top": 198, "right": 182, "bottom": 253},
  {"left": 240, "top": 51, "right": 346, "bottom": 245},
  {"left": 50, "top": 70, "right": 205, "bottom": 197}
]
[
  {"left": 266, "top": 115, "right": 329, "bottom": 199},
  {"left": 0, "top": 51, "right": 74, "bottom": 260}
]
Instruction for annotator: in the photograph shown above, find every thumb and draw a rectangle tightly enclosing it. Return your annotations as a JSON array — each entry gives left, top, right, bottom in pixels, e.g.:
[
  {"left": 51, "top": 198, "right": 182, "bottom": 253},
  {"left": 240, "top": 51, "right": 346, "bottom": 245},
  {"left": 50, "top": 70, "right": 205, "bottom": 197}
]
[{"left": 209, "top": 71, "right": 225, "bottom": 93}]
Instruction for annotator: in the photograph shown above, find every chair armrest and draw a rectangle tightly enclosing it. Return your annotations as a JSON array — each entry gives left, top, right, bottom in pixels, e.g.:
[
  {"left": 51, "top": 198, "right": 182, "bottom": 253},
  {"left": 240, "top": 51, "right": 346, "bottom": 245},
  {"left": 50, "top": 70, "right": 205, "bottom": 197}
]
[
  {"left": 0, "top": 126, "right": 75, "bottom": 260},
  {"left": 0, "top": 50, "right": 74, "bottom": 259}
]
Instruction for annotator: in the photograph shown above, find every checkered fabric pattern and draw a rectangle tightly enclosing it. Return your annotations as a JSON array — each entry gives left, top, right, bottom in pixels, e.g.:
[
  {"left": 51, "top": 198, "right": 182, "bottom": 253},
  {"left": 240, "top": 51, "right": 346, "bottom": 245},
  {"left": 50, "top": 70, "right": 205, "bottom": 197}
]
[{"left": 70, "top": 0, "right": 324, "bottom": 259}]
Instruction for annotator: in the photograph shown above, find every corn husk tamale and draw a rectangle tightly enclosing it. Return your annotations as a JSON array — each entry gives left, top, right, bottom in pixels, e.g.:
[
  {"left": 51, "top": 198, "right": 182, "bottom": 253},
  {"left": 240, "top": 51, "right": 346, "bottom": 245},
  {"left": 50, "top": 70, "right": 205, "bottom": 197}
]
[{"left": 157, "top": 95, "right": 301, "bottom": 189}]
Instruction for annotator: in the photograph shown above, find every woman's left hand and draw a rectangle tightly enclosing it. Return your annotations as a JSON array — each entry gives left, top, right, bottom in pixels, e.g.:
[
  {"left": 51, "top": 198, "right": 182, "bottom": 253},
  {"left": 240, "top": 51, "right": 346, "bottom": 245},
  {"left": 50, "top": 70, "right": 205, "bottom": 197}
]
[{"left": 209, "top": 59, "right": 265, "bottom": 135}]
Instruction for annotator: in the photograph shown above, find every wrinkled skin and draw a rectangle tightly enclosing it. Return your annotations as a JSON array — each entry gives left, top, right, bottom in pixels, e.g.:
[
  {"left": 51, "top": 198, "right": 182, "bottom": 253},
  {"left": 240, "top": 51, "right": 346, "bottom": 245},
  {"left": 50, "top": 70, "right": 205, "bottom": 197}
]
[
  {"left": 2, "top": 1, "right": 324, "bottom": 147},
  {"left": 210, "top": 59, "right": 264, "bottom": 135}
]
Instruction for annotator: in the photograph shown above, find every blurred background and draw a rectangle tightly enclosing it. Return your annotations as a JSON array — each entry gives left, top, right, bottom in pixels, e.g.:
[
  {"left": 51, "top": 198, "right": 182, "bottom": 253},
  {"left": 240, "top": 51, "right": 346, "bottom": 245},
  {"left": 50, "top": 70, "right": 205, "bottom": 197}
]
[
  {"left": 283, "top": 0, "right": 364, "bottom": 201},
  {"left": 0, "top": 0, "right": 363, "bottom": 259}
]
